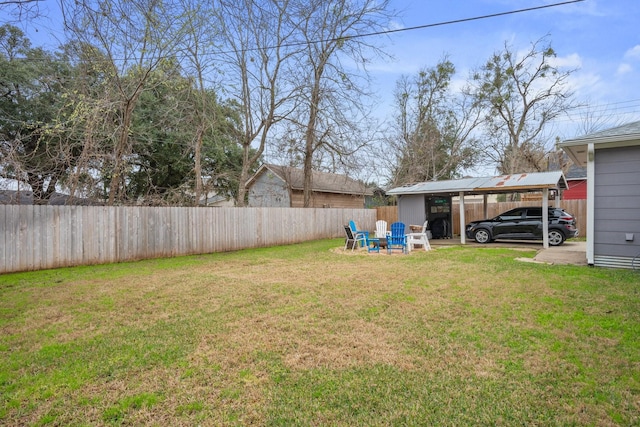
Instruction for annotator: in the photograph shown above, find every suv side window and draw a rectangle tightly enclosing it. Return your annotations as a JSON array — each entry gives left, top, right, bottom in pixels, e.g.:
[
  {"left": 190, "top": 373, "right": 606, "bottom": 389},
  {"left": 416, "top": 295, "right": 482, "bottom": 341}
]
[
  {"left": 500, "top": 208, "right": 526, "bottom": 221},
  {"left": 526, "top": 208, "right": 542, "bottom": 219}
]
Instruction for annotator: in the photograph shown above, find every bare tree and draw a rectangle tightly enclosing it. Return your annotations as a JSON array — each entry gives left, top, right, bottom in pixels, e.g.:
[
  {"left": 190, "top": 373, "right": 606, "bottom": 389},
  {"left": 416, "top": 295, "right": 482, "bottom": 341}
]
[
  {"left": 177, "top": 0, "right": 221, "bottom": 205},
  {"left": 467, "top": 36, "right": 578, "bottom": 177},
  {"left": 214, "top": 0, "right": 301, "bottom": 206},
  {"left": 285, "top": 0, "right": 393, "bottom": 207},
  {"left": 570, "top": 100, "right": 628, "bottom": 137},
  {"left": 0, "top": 0, "right": 43, "bottom": 22},
  {"left": 390, "top": 58, "right": 481, "bottom": 186},
  {"left": 547, "top": 100, "right": 628, "bottom": 179}
]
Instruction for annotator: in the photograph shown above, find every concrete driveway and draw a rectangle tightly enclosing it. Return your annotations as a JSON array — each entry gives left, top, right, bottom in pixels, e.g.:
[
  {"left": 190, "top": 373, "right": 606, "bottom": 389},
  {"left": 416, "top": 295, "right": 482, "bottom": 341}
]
[
  {"left": 531, "top": 240, "right": 587, "bottom": 265},
  {"left": 428, "top": 238, "right": 588, "bottom": 266}
]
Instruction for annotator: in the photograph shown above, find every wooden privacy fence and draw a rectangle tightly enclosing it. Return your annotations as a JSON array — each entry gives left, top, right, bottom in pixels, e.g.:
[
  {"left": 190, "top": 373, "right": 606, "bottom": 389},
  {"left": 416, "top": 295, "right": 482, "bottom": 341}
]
[
  {"left": 0, "top": 201, "right": 586, "bottom": 274},
  {"left": 375, "top": 206, "right": 398, "bottom": 225},
  {"left": 0, "top": 205, "right": 376, "bottom": 274}
]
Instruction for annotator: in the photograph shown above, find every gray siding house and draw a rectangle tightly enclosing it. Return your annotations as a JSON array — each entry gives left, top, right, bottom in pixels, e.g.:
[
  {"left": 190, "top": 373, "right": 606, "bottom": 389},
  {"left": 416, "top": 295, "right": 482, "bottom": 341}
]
[
  {"left": 246, "top": 164, "right": 372, "bottom": 209},
  {"left": 560, "top": 121, "right": 640, "bottom": 268}
]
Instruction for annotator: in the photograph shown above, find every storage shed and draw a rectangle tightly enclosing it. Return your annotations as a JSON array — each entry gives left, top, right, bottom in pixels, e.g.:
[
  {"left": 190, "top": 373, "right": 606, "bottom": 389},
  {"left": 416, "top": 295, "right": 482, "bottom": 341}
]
[
  {"left": 386, "top": 171, "right": 569, "bottom": 248},
  {"left": 246, "top": 164, "right": 372, "bottom": 208},
  {"left": 559, "top": 121, "right": 640, "bottom": 268}
]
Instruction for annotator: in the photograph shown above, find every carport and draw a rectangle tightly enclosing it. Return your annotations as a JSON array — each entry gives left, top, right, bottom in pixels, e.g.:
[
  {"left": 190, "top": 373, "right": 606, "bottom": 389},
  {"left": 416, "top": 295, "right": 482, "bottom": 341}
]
[{"left": 386, "top": 171, "right": 569, "bottom": 248}]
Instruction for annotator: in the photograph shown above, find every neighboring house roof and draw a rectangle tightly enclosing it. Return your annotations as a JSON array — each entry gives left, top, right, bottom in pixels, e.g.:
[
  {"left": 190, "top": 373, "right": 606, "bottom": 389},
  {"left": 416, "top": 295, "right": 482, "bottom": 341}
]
[
  {"left": 560, "top": 120, "right": 640, "bottom": 167},
  {"left": 0, "top": 190, "right": 32, "bottom": 204},
  {"left": 0, "top": 190, "right": 98, "bottom": 205},
  {"left": 565, "top": 164, "right": 586, "bottom": 180},
  {"left": 387, "top": 171, "right": 568, "bottom": 196},
  {"left": 247, "top": 164, "right": 373, "bottom": 196}
]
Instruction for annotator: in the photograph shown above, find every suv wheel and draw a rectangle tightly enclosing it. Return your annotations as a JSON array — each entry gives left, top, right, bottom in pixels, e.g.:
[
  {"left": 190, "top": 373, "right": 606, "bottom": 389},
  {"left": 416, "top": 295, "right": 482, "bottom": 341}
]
[
  {"left": 474, "top": 228, "right": 492, "bottom": 244},
  {"left": 548, "top": 230, "right": 565, "bottom": 246}
]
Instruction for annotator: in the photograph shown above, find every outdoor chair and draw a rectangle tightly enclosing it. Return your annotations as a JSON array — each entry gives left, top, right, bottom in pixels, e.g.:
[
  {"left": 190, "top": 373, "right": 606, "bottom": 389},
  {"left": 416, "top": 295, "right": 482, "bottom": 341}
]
[
  {"left": 406, "top": 220, "right": 431, "bottom": 251},
  {"left": 375, "top": 220, "right": 389, "bottom": 238},
  {"left": 387, "top": 222, "right": 408, "bottom": 254},
  {"left": 375, "top": 220, "right": 390, "bottom": 248},
  {"left": 349, "top": 220, "right": 369, "bottom": 239},
  {"left": 344, "top": 225, "right": 367, "bottom": 251},
  {"left": 349, "top": 220, "right": 369, "bottom": 248}
]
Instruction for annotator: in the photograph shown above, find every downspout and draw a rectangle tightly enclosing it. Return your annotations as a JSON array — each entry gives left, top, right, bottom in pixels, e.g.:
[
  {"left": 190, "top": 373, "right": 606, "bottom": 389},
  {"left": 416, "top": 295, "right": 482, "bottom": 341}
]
[
  {"left": 586, "top": 143, "right": 595, "bottom": 265},
  {"left": 459, "top": 192, "right": 466, "bottom": 244}
]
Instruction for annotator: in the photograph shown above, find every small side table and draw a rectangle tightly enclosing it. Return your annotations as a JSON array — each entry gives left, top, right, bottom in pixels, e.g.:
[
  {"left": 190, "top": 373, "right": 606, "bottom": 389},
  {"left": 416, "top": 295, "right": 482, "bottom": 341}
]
[{"left": 367, "top": 238, "right": 380, "bottom": 253}]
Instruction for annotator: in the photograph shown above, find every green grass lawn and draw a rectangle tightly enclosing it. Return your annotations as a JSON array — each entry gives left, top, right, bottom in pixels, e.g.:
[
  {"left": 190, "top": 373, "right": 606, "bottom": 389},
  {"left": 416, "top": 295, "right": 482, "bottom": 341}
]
[{"left": 1, "top": 239, "right": 639, "bottom": 426}]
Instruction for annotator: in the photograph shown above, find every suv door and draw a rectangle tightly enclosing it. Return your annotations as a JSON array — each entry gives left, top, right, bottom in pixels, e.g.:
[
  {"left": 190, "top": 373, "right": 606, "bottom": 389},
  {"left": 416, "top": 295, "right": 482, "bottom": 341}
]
[
  {"left": 492, "top": 208, "right": 526, "bottom": 238},
  {"left": 522, "top": 207, "right": 544, "bottom": 237}
]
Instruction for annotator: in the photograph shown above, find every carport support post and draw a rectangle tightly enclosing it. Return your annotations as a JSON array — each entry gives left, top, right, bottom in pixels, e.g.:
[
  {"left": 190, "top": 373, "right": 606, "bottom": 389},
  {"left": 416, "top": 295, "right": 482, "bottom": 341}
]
[
  {"left": 542, "top": 188, "right": 549, "bottom": 249},
  {"left": 483, "top": 194, "right": 488, "bottom": 219},
  {"left": 459, "top": 191, "right": 466, "bottom": 244}
]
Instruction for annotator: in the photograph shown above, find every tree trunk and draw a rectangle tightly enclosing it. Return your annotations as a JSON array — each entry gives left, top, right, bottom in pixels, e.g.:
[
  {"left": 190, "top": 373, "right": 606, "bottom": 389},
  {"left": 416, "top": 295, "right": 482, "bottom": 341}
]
[
  {"left": 193, "top": 125, "right": 203, "bottom": 206},
  {"left": 108, "top": 97, "right": 137, "bottom": 205}
]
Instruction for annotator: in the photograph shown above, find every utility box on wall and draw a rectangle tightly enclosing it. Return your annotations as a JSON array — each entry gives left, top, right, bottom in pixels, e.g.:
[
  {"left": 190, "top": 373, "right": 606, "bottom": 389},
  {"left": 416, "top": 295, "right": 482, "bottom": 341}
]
[{"left": 426, "top": 196, "right": 452, "bottom": 239}]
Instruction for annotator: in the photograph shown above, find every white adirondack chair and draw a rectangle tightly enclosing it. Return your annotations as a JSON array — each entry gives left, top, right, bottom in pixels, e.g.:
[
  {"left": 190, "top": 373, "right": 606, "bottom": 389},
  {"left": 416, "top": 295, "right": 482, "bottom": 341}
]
[
  {"left": 375, "top": 220, "right": 390, "bottom": 238},
  {"left": 375, "top": 220, "right": 391, "bottom": 247},
  {"left": 406, "top": 220, "right": 431, "bottom": 251}
]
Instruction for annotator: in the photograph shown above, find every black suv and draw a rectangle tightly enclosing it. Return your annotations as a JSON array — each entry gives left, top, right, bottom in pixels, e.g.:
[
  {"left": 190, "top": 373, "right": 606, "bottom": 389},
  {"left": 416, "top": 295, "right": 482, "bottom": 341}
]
[{"left": 465, "top": 207, "right": 579, "bottom": 246}]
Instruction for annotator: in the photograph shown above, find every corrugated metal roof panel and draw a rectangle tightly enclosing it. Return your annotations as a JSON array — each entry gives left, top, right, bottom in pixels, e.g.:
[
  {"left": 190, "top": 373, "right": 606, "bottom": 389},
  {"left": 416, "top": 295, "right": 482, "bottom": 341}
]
[
  {"left": 387, "top": 177, "right": 485, "bottom": 195},
  {"left": 481, "top": 171, "right": 567, "bottom": 190},
  {"left": 387, "top": 171, "right": 567, "bottom": 196}
]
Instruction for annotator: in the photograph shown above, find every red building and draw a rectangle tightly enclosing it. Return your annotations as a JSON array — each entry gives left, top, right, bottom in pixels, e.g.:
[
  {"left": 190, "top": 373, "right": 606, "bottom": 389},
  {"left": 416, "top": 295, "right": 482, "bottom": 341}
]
[{"left": 563, "top": 166, "right": 587, "bottom": 200}]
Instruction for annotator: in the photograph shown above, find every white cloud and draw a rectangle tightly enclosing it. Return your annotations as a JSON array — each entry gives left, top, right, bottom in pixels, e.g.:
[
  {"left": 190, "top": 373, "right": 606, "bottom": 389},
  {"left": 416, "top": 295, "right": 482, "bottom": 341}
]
[
  {"left": 387, "top": 20, "right": 405, "bottom": 32},
  {"left": 549, "top": 53, "right": 582, "bottom": 69},
  {"left": 617, "top": 63, "right": 633, "bottom": 75},
  {"left": 623, "top": 45, "right": 640, "bottom": 60},
  {"left": 567, "top": 71, "right": 602, "bottom": 97}
]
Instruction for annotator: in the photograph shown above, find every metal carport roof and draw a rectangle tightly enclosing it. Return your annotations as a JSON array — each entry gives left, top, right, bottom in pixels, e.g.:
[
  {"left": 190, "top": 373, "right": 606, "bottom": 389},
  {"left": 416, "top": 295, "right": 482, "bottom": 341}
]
[{"left": 387, "top": 171, "right": 568, "bottom": 196}]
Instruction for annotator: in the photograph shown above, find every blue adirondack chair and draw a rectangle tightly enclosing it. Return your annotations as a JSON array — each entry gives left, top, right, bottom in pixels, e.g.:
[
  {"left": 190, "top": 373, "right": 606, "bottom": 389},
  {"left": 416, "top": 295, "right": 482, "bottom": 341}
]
[
  {"left": 349, "top": 220, "right": 369, "bottom": 248},
  {"left": 387, "top": 222, "right": 408, "bottom": 254}
]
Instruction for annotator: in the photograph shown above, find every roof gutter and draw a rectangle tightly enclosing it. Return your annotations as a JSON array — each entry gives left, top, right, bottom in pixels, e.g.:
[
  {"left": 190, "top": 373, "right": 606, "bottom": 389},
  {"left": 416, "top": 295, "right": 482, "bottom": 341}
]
[{"left": 562, "top": 133, "right": 640, "bottom": 146}]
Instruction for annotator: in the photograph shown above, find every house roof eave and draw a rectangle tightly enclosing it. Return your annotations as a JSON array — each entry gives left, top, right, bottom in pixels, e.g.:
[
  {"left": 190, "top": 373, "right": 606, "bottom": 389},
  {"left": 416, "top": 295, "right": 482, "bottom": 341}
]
[{"left": 559, "top": 120, "right": 640, "bottom": 167}]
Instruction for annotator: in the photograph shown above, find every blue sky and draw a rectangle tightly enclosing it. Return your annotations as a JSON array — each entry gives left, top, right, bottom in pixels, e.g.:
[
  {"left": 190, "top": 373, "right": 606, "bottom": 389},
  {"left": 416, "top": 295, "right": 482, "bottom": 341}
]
[
  {"left": 369, "top": 0, "right": 640, "bottom": 139},
  {"left": 10, "top": 0, "right": 640, "bottom": 144}
]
